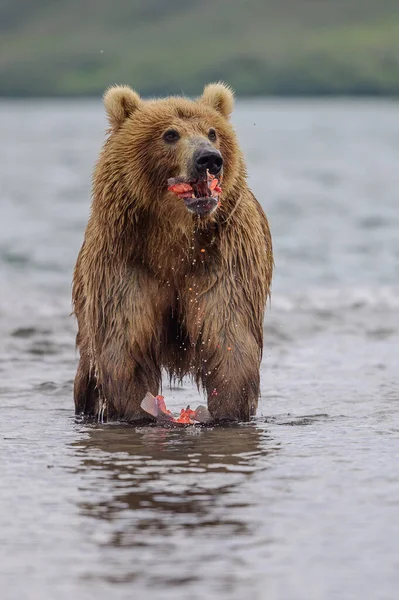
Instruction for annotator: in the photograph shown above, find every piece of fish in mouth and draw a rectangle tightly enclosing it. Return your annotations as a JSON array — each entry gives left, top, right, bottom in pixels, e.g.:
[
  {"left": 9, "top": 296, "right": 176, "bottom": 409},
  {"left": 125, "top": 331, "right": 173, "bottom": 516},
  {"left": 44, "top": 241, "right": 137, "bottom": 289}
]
[
  {"left": 199, "top": 180, "right": 210, "bottom": 197},
  {"left": 191, "top": 180, "right": 210, "bottom": 199},
  {"left": 167, "top": 180, "right": 193, "bottom": 198},
  {"left": 168, "top": 171, "right": 221, "bottom": 200}
]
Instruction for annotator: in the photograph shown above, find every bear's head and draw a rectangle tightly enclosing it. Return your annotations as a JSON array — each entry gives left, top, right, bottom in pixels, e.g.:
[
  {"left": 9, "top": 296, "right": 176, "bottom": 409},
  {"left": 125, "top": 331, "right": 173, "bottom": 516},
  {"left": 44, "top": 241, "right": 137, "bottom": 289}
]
[{"left": 99, "top": 83, "right": 242, "bottom": 223}]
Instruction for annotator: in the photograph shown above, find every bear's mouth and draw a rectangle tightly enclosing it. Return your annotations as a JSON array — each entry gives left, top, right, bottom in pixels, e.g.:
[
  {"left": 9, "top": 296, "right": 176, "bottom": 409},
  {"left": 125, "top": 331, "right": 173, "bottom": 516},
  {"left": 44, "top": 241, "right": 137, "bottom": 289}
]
[{"left": 167, "top": 171, "right": 222, "bottom": 216}]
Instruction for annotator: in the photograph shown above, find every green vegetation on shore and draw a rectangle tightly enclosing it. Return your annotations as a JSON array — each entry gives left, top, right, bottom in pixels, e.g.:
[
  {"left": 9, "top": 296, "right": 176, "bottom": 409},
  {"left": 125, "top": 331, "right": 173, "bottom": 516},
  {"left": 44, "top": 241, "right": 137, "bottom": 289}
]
[{"left": 1, "top": 0, "right": 399, "bottom": 97}]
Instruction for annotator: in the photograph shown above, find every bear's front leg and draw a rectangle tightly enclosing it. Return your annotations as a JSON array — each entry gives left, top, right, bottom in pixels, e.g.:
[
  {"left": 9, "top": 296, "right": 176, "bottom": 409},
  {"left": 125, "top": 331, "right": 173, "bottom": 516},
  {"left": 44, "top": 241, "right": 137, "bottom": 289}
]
[
  {"left": 182, "top": 278, "right": 265, "bottom": 422},
  {"left": 202, "top": 332, "right": 261, "bottom": 421},
  {"left": 96, "top": 340, "right": 161, "bottom": 422},
  {"left": 78, "top": 269, "right": 171, "bottom": 422}
]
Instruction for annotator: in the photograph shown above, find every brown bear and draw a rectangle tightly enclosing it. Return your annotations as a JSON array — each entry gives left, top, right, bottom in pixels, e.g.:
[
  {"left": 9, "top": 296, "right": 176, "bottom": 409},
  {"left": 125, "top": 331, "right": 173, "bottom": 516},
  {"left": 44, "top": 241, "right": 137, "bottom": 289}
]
[{"left": 72, "top": 82, "right": 273, "bottom": 423}]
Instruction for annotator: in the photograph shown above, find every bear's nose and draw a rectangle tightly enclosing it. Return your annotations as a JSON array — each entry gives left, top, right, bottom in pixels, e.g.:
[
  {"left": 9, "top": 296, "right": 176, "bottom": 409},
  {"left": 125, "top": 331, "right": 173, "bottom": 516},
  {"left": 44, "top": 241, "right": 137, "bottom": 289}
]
[{"left": 194, "top": 148, "right": 223, "bottom": 176}]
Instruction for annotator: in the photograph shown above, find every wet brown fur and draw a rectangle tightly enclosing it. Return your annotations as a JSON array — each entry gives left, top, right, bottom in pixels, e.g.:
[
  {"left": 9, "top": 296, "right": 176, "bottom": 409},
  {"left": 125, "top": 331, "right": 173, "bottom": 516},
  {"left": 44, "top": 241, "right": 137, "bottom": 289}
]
[{"left": 72, "top": 83, "right": 273, "bottom": 422}]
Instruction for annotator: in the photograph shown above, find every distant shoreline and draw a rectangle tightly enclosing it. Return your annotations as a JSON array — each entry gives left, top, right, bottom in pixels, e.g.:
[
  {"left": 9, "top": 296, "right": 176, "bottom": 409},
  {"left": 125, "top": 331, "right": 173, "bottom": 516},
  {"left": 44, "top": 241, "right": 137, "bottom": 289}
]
[{"left": 3, "top": 0, "right": 399, "bottom": 102}]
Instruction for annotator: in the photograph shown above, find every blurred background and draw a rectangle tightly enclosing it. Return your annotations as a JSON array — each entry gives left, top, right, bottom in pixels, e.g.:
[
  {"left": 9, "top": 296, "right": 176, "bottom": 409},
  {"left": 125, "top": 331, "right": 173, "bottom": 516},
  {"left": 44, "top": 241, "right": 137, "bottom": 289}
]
[
  {"left": 1, "top": 3, "right": 399, "bottom": 600},
  {"left": 1, "top": 0, "right": 399, "bottom": 97}
]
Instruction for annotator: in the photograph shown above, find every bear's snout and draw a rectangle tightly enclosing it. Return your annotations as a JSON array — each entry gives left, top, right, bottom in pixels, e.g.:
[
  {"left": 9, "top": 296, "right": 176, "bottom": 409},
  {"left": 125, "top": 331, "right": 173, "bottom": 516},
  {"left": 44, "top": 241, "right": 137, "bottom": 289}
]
[{"left": 193, "top": 147, "right": 223, "bottom": 177}]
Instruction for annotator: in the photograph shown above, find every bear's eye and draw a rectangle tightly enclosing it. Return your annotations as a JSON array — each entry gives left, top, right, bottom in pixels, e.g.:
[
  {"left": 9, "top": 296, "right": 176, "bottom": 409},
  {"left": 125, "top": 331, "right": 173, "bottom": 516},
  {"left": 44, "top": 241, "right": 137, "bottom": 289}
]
[
  {"left": 208, "top": 128, "right": 217, "bottom": 142},
  {"left": 163, "top": 129, "right": 180, "bottom": 143}
]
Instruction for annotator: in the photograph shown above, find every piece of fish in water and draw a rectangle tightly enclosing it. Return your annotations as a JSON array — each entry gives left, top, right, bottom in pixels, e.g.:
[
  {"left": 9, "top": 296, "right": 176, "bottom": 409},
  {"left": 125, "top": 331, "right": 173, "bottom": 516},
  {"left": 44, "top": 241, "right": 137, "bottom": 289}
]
[
  {"left": 140, "top": 392, "right": 212, "bottom": 424},
  {"left": 141, "top": 392, "right": 174, "bottom": 422},
  {"left": 141, "top": 392, "right": 159, "bottom": 417}
]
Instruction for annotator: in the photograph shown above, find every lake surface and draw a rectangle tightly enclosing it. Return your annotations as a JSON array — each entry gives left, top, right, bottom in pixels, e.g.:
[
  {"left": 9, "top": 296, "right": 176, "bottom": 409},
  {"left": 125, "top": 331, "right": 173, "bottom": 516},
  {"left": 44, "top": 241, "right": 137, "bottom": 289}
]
[{"left": 1, "top": 99, "right": 398, "bottom": 600}]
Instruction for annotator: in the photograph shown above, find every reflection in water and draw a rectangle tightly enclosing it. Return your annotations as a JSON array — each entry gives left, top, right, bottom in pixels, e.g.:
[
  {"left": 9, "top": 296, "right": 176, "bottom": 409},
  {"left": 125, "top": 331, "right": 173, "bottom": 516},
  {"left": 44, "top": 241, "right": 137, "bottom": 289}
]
[{"left": 71, "top": 424, "right": 279, "bottom": 593}]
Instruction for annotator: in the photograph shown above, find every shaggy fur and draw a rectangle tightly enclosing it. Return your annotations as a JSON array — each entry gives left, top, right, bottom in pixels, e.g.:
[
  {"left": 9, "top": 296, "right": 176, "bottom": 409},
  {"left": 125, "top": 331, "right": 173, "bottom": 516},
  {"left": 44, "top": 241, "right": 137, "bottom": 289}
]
[{"left": 72, "top": 82, "right": 273, "bottom": 422}]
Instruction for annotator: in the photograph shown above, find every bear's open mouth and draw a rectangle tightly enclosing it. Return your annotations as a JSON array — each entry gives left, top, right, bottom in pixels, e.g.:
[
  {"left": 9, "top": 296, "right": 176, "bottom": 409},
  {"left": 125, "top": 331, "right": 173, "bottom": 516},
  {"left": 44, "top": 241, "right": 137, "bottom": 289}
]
[{"left": 167, "top": 171, "right": 222, "bottom": 216}]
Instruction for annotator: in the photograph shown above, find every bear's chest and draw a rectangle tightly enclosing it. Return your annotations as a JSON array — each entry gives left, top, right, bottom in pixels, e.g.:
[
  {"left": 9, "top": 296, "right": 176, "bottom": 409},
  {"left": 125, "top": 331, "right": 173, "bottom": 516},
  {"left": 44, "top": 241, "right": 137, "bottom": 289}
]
[{"left": 145, "top": 225, "right": 222, "bottom": 286}]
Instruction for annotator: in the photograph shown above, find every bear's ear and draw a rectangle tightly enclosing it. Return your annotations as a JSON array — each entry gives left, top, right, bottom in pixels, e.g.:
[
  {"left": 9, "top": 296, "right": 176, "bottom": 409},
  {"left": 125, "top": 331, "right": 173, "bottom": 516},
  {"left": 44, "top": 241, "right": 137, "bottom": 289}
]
[
  {"left": 103, "top": 85, "right": 141, "bottom": 129},
  {"left": 199, "top": 82, "right": 234, "bottom": 118}
]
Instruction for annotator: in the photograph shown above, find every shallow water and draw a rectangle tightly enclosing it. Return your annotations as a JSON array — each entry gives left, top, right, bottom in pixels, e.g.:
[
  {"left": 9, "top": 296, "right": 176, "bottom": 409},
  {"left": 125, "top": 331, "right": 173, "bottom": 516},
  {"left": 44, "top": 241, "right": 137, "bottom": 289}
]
[{"left": 1, "top": 99, "right": 399, "bottom": 600}]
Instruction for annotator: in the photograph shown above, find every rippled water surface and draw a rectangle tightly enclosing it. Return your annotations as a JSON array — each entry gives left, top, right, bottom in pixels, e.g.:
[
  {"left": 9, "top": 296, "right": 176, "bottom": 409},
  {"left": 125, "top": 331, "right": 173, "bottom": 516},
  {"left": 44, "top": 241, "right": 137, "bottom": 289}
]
[{"left": 1, "top": 99, "right": 398, "bottom": 600}]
